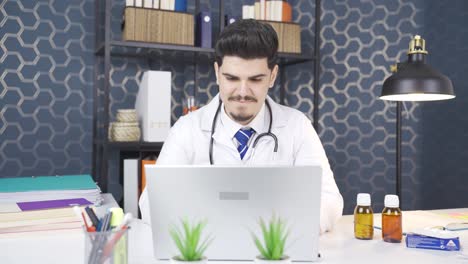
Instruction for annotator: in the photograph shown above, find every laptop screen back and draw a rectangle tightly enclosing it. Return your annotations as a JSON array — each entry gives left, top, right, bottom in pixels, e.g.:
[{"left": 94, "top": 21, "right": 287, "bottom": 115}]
[{"left": 145, "top": 165, "right": 322, "bottom": 262}]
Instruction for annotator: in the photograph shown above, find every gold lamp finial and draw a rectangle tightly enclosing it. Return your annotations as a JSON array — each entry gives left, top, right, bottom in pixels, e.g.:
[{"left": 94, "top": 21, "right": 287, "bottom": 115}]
[{"left": 408, "top": 35, "right": 428, "bottom": 55}]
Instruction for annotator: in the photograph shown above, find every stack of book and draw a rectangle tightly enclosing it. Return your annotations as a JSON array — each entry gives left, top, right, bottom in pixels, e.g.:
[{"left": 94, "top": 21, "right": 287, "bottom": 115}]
[
  {"left": 0, "top": 174, "right": 102, "bottom": 237},
  {"left": 241, "top": 0, "right": 300, "bottom": 53},
  {"left": 242, "top": 0, "right": 292, "bottom": 22},
  {"left": 123, "top": 0, "right": 194, "bottom": 46}
]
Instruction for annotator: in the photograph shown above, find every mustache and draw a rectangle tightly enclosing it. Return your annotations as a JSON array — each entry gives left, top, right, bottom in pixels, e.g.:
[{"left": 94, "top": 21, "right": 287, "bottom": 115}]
[{"left": 228, "top": 95, "right": 258, "bottom": 102}]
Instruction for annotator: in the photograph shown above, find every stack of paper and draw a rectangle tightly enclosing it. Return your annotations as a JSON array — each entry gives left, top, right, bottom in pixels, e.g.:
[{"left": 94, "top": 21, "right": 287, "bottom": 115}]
[
  {"left": 0, "top": 207, "right": 82, "bottom": 238},
  {"left": 0, "top": 174, "right": 102, "bottom": 203}
]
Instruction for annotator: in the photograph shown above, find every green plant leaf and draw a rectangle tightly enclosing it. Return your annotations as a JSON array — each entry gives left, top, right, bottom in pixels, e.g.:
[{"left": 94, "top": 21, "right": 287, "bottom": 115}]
[
  {"left": 169, "top": 218, "right": 212, "bottom": 261},
  {"left": 252, "top": 215, "right": 289, "bottom": 260},
  {"left": 170, "top": 225, "right": 186, "bottom": 260},
  {"left": 252, "top": 233, "right": 268, "bottom": 258}
]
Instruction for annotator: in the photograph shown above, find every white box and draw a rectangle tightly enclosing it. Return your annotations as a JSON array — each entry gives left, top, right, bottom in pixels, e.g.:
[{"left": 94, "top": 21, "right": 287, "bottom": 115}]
[{"left": 135, "top": 71, "right": 172, "bottom": 142}]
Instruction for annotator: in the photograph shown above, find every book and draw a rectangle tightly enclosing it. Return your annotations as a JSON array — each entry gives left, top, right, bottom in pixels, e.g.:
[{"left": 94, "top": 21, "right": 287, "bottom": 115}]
[
  {"left": 0, "top": 174, "right": 97, "bottom": 192},
  {"left": 255, "top": 1, "right": 260, "bottom": 19},
  {"left": 260, "top": 0, "right": 266, "bottom": 20},
  {"left": 282, "top": 0, "right": 292, "bottom": 22},
  {"left": 153, "top": 0, "right": 160, "bottom": 8},
  {"left": 143, "top": 0, "right": 152, "bottom": 8},
  {"left": 17, "top": 198, "right": 92, "bottom": 211}
]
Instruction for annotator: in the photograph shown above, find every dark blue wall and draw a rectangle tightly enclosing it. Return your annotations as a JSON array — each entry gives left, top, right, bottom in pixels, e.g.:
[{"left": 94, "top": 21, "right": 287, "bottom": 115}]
[
  {"left": 1, "top": 0, "right": 467, "bottom": 213},
  {"left": 0, "top": 1, "right": 94, "bottom": 176},
  {"left": 419, "top": 1, "right": 468, "bottom": 210}
]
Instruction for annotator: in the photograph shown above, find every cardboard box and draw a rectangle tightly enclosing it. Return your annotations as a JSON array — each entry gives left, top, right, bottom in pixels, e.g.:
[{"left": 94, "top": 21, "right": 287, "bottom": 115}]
[
  {"left": 123, "top": 7, "right": 194, "bottom": 46},
  {"left": 261, "top": 21, "right": 301, "bottom": 53}
]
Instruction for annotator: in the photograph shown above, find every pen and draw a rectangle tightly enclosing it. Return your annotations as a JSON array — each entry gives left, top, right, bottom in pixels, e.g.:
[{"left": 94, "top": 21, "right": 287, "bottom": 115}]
[
  {"left": 89, "top": 212, "right": 113, "bottom": 264},
  {"left": 73, "top": 206, "right": 96, "bottom": 232},
  {"left": 85, "top": 206, "right": 100, "bottom": 228},
  {"left": 100, "top": 213, "right": 133, "bottom": 263}
]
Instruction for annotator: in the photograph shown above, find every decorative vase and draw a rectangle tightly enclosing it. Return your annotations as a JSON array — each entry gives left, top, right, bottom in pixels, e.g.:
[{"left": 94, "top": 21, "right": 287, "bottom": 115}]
[
  {"left": 254, "top": 256, "right": 291, "bottom": 264},
  {"left": 170, "top": 256, "right": 208, "bottom": 264}
]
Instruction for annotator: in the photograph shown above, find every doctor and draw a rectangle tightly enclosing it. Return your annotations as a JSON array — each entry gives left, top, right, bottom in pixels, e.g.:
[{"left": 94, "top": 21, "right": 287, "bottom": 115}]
[{"left": 139, "top": 19, "right": 343, "bottom": 233}]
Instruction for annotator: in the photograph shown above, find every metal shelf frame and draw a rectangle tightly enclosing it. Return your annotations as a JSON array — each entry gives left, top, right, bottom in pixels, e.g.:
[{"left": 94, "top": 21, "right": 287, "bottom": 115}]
[{"left": 92, "top": 0, "right": 321, "bottom": 192}]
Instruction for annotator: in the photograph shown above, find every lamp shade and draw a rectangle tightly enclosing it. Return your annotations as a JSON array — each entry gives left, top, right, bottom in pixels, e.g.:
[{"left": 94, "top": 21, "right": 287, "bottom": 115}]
[{"left": 380, "top": 35, "right": 455, "bottom": 101}]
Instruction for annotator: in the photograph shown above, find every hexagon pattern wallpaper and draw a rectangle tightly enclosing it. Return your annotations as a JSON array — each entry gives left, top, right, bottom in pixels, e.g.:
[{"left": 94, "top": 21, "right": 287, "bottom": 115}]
[{"left": 1, "top": 0, "right": 467, "bottom": 214}]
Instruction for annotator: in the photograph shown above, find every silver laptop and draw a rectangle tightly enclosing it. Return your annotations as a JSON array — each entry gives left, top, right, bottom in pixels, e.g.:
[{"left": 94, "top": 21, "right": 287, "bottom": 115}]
[{"left": 145, "top": 165, "right": 322, "bottom": 262}]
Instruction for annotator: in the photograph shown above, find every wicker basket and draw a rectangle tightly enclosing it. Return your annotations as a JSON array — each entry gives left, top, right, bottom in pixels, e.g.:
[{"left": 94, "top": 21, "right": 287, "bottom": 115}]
[
  {"left": 109, "top": 122, "right": 141, "bottom": 142},
  {"left": 116, "top": 109, "right": 138, "bottom": 123}
]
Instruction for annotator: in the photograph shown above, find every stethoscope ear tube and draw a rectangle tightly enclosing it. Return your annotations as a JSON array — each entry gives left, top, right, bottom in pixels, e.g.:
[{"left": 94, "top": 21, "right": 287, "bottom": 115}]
[{"left": 209, "top": 99, "right": 223, "bottom": 165}]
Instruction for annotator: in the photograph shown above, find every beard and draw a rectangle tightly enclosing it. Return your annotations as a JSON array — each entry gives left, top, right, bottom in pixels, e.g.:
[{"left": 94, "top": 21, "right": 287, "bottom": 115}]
[
  {"left": 225, "top": 95, "right": 259, "bottom": 123},
  {"left": 229, "top": 112, "right": 255, "bottom": 123}
]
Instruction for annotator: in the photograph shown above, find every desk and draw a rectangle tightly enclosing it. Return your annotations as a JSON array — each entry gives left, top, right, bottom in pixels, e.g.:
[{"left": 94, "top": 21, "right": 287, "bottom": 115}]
[{"left": 1, "top": 202, "right": 467, "bottom": 263}]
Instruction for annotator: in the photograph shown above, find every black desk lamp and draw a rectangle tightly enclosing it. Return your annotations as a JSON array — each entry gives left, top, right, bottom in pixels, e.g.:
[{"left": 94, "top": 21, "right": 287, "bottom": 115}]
[{"left": 380, "top": 35, "right": 455, "bottom": 207}]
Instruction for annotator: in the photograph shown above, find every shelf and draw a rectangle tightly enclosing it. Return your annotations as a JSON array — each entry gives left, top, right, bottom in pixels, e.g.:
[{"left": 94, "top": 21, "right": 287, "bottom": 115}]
[
  {"left": 278, "top": 52, "right": 315, "bottom": 66},
  {"left": 95, "top": 140, "right": 164, "bottom": 151},
  {"left": 95, "top": 41, "right": 214, "bottom": 58},
  {"left": 95, "top": 40, "right": 314, "bottom": 65}
]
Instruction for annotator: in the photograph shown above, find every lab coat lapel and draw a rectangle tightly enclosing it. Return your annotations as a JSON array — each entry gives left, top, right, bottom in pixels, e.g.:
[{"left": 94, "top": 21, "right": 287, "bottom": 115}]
[
  {"left": 201, "top": 94, "right": 239, "bottom": 161},
  {"left": 266, "top": 96, "right": 287, "bottom": 129}
]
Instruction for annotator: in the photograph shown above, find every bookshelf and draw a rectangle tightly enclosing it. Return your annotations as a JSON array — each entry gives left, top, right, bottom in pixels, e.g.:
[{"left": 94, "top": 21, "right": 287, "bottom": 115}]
[{"left": 93, "top": 0, "right": 322, "bottom": 195}]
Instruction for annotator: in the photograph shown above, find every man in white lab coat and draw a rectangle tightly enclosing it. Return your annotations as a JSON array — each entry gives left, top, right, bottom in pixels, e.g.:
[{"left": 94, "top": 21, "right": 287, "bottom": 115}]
[{"left": 139, "top": 19, "right": 343, "bottom": 233}]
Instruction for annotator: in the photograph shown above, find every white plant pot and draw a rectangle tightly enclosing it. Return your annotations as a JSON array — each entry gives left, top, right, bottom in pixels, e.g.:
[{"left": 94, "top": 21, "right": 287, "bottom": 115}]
[
  {"left": 254, "top": 256, "right": 291, "bottom": 264},
  {"left": 170, "top": 256, "right": 208, "bottom": 264}
]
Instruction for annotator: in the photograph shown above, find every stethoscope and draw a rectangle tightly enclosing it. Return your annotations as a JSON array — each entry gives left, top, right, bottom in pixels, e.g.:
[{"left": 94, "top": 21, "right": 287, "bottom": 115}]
[{"left": 209, "top": 99, "right": 279, "bottom": 164}]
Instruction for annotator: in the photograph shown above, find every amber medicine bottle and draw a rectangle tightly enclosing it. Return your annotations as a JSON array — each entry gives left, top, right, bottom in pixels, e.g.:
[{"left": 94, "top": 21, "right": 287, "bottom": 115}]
[
  {"left": 354, "top": 193, "right": 374, "bottom": 239},
  {"left": 382, "top": 194, "right": 402, "bottom": 243}
]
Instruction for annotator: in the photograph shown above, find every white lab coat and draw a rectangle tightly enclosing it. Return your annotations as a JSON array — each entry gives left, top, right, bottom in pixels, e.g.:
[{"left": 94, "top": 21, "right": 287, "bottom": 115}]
[{"left": 139, "top": 94, "right": 343, "bottom": 233}]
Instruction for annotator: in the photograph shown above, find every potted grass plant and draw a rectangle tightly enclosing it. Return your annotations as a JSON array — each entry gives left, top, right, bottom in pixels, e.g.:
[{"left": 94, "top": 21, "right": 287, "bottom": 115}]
[
  {"left": 169, "top": 218, "right": 213, "bottom": 264},
  {"left": 251, "top": 215, "right": 291, "bottom": 264}
]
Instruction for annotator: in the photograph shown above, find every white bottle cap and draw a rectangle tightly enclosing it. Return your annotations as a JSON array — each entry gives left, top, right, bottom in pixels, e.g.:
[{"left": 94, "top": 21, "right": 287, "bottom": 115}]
[
  {"left": 357, "top": 193, "right": 371, "bottom": 206},
  {"left": 384, "top": 195, "right": 399, "bottom": 208}
]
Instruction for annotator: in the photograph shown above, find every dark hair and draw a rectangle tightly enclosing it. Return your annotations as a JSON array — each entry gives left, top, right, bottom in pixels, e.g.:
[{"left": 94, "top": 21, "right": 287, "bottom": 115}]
[{"left": 215, "top": 19, "right": 278, "bottom": 69}]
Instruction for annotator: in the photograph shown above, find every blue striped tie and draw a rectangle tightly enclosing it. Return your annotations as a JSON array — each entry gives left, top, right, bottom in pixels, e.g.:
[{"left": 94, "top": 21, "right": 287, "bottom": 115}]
[{"left": 234, "top": 128, "right": 255, "bottom": 160}]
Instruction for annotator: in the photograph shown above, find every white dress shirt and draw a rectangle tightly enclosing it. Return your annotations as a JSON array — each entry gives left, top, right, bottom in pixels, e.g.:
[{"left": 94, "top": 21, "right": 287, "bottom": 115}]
[{"left": 139, "top": 94, "right": 343, "bottom": 233}]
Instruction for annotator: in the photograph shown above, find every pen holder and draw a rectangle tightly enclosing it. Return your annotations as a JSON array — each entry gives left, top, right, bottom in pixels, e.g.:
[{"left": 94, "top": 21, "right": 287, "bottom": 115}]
[{"left": 84, "top": 228, "right": 129, "bottom": 264}]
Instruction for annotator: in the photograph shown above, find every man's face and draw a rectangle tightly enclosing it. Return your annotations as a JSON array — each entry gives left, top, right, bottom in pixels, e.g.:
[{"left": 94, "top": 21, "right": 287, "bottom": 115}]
[{"left": 214, "top": 56, "right": 278, "bottom": 125}]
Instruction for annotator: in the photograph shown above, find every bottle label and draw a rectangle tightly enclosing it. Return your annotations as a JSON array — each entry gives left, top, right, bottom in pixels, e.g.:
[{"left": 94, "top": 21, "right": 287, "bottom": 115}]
[{"left": 354, "top": 213, "right": 373, "bottom": 239}]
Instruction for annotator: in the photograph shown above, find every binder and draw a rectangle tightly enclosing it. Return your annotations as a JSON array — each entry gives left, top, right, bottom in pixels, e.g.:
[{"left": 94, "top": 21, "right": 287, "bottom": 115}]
[
  {"left": 225, "top": 14, "right": 239, "bottom": 26},
  {"left": 174, "top": 0, "right": 187, "bottom": 12},
  {"left": 141, "top": 159, "right": 157, "bottom": 194},
  {"left": 123, "top": 159, "right": 139, "bottom": 217},
  {"left": 196, "top": 11, "right": 212, "bottom": 48}
]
